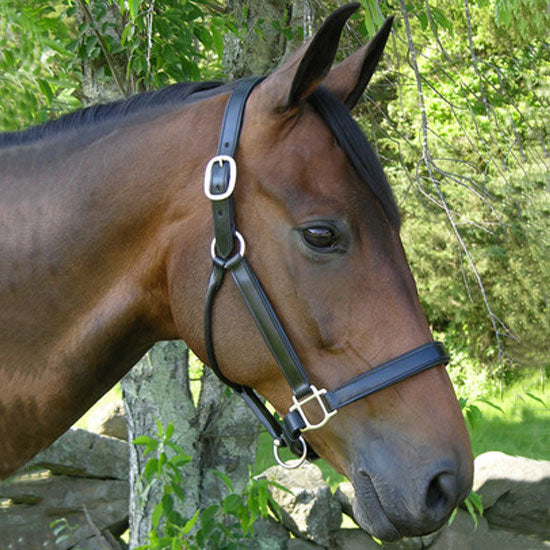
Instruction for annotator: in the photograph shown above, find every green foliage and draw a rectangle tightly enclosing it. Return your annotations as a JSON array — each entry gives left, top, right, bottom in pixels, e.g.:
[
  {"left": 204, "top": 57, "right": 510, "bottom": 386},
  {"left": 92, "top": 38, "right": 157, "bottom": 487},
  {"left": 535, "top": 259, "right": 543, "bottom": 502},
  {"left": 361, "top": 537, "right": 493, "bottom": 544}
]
[
  {"left": 363, "top": 0, "right": 550, "bottom": 374},
  {"left": 80, "top": 0, "right": 231, "bottom": 90},
  {"left": 493, "top": 0, "right": 550, "bottom": 40},
  {"left": 465, "top": 371, "right": 550, "bottom": 459},
  {"left": 49, "top": 517, "right": 79, "bottom": 546},
  {"left": 449, "top": 489, "right": 484, "bottom": 528},
  {"left": 0, "top": 0, "right": 81, "bottom": 130},
  {"left": 133, "top": 422, "right": 287, "bottom": 550},
  {"left": 0, "top": 0, "right": 235, "bottom": 131}
]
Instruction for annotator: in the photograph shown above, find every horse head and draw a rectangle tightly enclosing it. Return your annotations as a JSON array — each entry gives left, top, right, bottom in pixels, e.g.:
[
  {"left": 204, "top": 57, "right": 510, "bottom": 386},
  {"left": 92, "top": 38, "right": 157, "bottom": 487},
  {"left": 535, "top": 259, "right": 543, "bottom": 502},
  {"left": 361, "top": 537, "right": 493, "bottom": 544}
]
[{"left": 173, "top": 4, "right": 473, "bottom": 540}]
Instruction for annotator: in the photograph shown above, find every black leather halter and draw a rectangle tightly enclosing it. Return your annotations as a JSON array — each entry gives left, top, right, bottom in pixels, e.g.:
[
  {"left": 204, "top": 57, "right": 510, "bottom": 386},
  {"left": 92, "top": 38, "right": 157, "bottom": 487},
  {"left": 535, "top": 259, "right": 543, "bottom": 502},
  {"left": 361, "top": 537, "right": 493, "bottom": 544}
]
[{"left": 204, "top": 77, "right": 449, "bottom": 468}]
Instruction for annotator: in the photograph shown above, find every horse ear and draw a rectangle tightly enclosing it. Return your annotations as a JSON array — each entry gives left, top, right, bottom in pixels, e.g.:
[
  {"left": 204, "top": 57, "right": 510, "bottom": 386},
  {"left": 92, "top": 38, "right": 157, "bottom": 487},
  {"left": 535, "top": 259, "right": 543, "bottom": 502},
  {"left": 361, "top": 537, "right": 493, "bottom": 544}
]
[
  {"left": 258, "top": 3, "right": 360, "bottom": 111},
  {"left": 323, "top": 16, "right": 393, "bottom": 110}
]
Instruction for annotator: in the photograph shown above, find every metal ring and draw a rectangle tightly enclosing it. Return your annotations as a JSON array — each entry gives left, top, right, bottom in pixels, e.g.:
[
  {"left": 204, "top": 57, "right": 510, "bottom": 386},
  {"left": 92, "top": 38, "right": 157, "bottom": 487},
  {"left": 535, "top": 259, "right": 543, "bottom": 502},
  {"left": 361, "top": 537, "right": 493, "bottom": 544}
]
[
  {"left": 210, "top": 231, "right": 246, "bottom": 261},
  {"left": 273, "top": 436, "right": 308, "bottom": 470}
]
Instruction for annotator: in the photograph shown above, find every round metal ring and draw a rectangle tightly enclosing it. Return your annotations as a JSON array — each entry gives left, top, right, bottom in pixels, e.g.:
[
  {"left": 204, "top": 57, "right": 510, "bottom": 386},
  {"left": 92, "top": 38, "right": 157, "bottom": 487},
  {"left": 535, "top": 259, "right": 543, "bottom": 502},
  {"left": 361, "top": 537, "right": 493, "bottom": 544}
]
[
  {"left": 210, "top": 231, "right": 246, "bottom": 261},
  {"left": 273, "top": 436, "right": 308, "bottom": 470}
]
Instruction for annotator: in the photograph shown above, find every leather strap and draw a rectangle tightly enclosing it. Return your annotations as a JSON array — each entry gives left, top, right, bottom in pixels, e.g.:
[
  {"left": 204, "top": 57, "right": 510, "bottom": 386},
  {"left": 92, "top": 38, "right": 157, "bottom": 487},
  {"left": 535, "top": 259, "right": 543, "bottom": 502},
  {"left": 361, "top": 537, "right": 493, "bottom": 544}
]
[
  {"left": 208, "top": 77, "right": 264, "bottom": 259},
  {"left": 204, "top": 77, "right": 313, "bottom": 456},
  {"left": 282, "top": 341, "right": 449, "bottom": 438},
  {"left": 230, "top": 258, "right": 311, "bottom": 398}
]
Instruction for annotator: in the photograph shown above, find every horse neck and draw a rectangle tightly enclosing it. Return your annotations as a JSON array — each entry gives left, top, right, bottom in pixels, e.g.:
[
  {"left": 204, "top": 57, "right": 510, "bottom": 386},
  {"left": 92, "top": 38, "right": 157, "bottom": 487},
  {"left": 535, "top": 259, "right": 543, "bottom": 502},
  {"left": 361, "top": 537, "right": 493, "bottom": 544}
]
[{"left": 0, "top": 95, "right": 224, "bottom": 476}]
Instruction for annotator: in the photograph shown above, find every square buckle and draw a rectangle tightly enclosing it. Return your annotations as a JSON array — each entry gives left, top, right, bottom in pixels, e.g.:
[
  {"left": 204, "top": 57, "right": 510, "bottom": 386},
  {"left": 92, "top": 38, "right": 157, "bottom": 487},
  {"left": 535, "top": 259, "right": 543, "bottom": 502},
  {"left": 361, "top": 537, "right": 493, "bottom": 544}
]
[
  {"left": 204, "top": 155, "right": 237, "bottom": 201},
  {"left": 289, "top": 385, "right": 337, "bottom": 432}
]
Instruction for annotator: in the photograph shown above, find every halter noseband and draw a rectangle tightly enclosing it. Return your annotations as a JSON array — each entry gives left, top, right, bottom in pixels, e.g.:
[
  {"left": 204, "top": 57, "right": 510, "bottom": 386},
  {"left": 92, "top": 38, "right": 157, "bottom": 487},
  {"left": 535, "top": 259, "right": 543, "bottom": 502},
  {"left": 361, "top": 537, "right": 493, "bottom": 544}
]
[{"left": 203, "top": 77, "right": 449, "bottom": 468}]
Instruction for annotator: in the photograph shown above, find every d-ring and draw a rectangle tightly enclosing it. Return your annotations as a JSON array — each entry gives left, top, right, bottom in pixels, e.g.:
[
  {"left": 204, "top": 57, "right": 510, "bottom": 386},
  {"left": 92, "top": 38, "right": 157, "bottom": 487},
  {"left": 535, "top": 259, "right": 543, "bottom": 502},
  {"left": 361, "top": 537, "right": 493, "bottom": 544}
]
[
  {"left": 210, "top": 231, "right": 246, "bottom": 261},
  {"left": 273, "top": 436, "right": 307, "bottom": 469}
]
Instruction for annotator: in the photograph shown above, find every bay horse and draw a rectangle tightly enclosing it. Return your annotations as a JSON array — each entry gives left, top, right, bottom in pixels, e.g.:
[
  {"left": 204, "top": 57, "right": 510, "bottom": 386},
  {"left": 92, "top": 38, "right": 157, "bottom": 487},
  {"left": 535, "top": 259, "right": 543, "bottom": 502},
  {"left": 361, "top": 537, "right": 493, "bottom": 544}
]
[{"left": 0, "top": 3, "right": 472, "bottom": 541}]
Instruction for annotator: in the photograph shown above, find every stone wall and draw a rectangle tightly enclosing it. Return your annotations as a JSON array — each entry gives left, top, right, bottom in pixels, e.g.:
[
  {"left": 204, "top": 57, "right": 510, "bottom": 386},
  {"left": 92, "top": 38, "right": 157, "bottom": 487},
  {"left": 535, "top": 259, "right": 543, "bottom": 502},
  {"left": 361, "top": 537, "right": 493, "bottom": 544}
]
[
  {"left": 0, "top": 428, "right": 129, "bottom": 550},
  {"left": 257, "top": 455, "right": 550, "bottom": 550},
  {"left": 2, "top": 403, "right": 549, "bottom": 550},
  {"left": 0, "top": 402, "right": 130, "bottom": 550}
]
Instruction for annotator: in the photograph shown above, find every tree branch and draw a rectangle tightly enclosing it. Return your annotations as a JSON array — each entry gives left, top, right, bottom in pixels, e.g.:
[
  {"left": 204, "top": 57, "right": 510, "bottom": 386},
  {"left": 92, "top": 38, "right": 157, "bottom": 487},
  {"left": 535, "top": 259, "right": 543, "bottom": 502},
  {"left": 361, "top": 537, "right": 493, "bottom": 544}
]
[
  {"left": 398, "top": 0, "right": 508, "bottom": 362},
  {"left": 76, "top": 0, "right": 129, "bottom": 98}
]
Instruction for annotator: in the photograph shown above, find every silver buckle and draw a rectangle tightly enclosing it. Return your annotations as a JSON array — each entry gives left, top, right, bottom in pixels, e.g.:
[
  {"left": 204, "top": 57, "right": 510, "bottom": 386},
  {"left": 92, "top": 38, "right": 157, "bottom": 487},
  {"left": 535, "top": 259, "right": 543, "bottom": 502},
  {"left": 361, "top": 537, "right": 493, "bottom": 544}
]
[
  {"left": 289, "top": 385, "right": 337, "bottom": 432},
  {"left": 204, "top": 155, "right": 237, "bottom": 201}
]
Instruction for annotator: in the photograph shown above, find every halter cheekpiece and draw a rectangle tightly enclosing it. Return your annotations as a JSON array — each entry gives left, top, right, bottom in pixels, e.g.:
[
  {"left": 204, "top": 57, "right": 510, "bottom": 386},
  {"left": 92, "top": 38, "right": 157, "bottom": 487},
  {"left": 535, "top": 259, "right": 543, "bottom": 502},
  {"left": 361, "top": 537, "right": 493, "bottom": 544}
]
[{"left": 203, "top": 77, "right": 449, "bottom": 469}]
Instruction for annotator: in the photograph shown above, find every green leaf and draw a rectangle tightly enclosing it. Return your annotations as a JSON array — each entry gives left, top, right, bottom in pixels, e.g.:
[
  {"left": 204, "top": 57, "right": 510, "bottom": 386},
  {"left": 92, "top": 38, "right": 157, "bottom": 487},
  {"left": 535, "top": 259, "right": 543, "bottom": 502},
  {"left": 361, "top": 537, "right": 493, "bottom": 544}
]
[
  {"left": 172, "top": 483, "right": 186, "bottom": 504},
  {"left": 211, "top": 27, "right": 224, "bottom": 59},
  {"left": 128, "top": 0, "right": 140, "bottom": 19},
  {"left": 448, "top": 507, "right": 458, "bottom": 525},
  {"left": 525, "top": 392, "right": 548, "bottom": 409},
  {"left": 431, "top": 7, "right": 453, "bottom": 31},
  {"left": 468, "top": 491, "right": 484, "bottom": 516},
  {"left": 463, "top": 497, "right": 479, "bottom": 528},
  {"left": 166, "top": 441, "right": 188, "bottom": 456},
  {"left": 223, "top": 493, "right": 242, "bottom": 515},
  {"left": 171, "top": 454, "right": 191, "bottom": 467},
  {"left": 212, "top": 470, "right": 234, "bottom": 492},
  {"left": 144, "top": 458, "right": 159, "bottom": 483},
  {"left": 200, "top": 504, "right": 219, "bottom": 532},
  {"left": 165, "top": 423, "right": 174, "bottom": 441},
  {"left": 133, "top": 435, "right": 156, "bottom": 446},
  {"left": 162, "top": 493, "right": 174, "bottom": 515},
  {"left": 121, "top": 23, "right": 134, "bottom": 46},
  {"left": 152, "top": 501, "right": 164, "bottom": 528},
  {"left": 182, "top": 509, "right": 200, "bottom": 534},
  {"left": 257, "top": 485, "right": 268, "bottom": 516},
  {"left": 477, "top": 398, "right": 504, "bottom": 413}
]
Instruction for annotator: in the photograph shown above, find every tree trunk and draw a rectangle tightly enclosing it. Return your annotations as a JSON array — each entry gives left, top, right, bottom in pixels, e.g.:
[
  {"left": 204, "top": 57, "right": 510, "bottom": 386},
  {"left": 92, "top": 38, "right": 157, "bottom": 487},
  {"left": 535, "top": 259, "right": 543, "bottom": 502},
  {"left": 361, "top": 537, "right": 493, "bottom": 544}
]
[
  {"left": 121, "top": 342, "right": 261, "bottom": 548},
  {"left": 223, "top": 0, "right": 292, "bottom": 78}
]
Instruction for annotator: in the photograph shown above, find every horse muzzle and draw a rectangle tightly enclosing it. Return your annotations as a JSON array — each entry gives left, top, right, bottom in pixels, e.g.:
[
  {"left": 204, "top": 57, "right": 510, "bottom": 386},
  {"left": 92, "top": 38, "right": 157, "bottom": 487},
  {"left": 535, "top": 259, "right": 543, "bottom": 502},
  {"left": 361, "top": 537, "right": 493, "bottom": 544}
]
[{"left": 349, "top": 440, "right": 473, "bottom": 541}]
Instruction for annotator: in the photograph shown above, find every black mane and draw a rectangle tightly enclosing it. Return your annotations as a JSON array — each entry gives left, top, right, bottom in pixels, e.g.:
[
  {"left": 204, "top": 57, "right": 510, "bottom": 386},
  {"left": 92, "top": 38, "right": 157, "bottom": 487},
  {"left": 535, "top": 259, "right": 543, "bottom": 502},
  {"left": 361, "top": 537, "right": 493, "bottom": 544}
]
[
  {"left": 0, "top": 81, "right": 225, "bottom": 148},
  {"left": 309, "top": 87, "right": 401, "bottom": 229}
]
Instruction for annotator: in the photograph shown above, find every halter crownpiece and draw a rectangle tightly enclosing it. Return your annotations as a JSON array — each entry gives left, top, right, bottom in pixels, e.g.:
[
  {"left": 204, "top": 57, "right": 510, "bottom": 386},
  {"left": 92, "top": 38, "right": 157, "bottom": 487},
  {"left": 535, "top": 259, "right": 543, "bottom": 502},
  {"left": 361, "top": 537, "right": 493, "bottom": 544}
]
[{"left": 203, "top": 77, "right": 449, "bottom": 469}]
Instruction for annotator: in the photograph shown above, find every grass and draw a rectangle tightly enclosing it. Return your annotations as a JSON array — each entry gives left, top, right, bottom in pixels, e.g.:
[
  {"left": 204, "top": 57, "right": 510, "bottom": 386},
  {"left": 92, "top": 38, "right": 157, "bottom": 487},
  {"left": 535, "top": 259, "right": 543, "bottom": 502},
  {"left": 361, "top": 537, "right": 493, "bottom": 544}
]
[{"left": 465, "top": 373, "right": 550, "bottom": 460}]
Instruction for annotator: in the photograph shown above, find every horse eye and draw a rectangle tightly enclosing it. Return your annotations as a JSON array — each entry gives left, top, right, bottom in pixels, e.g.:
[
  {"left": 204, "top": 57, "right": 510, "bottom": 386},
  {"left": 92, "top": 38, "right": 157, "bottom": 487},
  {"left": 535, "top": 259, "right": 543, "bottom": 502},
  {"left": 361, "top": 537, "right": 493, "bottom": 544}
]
[{"left": 302, "top": 226, "right": 337, "bottom": 250}]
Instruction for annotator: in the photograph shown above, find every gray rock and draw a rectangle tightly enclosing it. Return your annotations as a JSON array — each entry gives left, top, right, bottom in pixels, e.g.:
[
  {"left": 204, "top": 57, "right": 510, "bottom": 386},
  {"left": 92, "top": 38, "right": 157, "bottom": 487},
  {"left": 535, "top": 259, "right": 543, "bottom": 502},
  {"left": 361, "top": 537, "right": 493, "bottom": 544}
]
[
  {"left": 89, "top": 401, "right": 128, "bottom": 441},
  {"left": 0, "top": 471, "right": 128, "bottom": 550},
  {"left": 243, "top": 516, "right": 290, "bottom": 550},
  {"left": 334, "top": 481, "right": 355, "bottom": 520},
  {"left": 259, "top": 462, "right": 342, "bottom": 547},
  {"left": 474, "top": 451, "right": 550, "bottom": 539},
  {"left": 328, "top": 528, "right": 380, "bottom": 550},
  {"left": 430, "top": 508, "right": 550, "bottom": 550},
  {"left": 286, "top": 538, "right": 326, "bottom": 549},
  {"left": 22, "top": 427, "right": 129, "bottom": 480}
]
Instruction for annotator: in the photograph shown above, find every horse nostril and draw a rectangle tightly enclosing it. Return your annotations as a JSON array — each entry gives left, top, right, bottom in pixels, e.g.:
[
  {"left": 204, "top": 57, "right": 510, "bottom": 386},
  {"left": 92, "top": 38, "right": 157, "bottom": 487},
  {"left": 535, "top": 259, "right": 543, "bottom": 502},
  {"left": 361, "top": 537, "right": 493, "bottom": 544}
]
[{"left": 425, "top": 472, "right": 457, "bottom": 514}]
